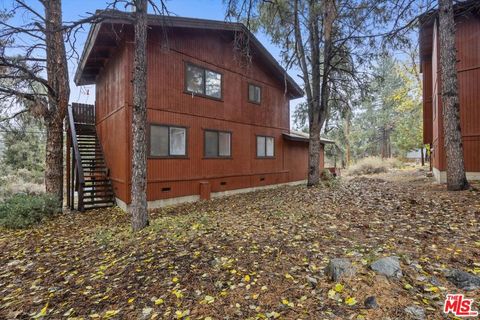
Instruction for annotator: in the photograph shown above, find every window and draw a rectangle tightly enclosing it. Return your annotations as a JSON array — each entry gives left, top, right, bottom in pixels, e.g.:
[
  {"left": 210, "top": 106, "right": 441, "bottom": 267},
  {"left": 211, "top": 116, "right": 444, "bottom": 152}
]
[
  {"left": 248, "top": 84, "right": 261, "bottom": 103},
  {"left": 204, "top": 130, "right": 231, "bottom": 157},
  {"left": 149, "top": 124, "right": 187, "bottom": 157},
  {"left": 256, "top": 136, "right": 274, "bottom": 157},
  {"left": 185, "top": 63, "right": 222, "bottom": 99}
]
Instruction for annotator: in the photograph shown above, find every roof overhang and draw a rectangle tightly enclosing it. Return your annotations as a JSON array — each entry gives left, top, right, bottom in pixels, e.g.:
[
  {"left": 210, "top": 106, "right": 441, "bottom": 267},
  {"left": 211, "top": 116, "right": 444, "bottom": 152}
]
[
  {"left": 282, "top": 131, "right": 336, "bottom": 145},
  {"left": 74, "top": 11, "right": 304, "bottom": 98},
  {"left": 418, "top": 0, "right": 480, "bottom": 72}
]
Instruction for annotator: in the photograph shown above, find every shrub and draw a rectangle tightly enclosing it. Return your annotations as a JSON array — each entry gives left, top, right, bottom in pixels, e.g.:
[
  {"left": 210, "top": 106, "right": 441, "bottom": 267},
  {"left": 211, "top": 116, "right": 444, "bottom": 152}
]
[
  {"left": 0, "top": 194, "right": 60, "bottom": 229},
  {"left": 320, "top": 169, "right": 334, "bottom": 181},
  {"left": 0, "top": 168, "right": 45, "bottom": 202},
  {"left": 384, "top": 157, "right": 403, "bottom": 169},
  {"left": 348, "top": 157, "right": 391, "bottom": 176}
]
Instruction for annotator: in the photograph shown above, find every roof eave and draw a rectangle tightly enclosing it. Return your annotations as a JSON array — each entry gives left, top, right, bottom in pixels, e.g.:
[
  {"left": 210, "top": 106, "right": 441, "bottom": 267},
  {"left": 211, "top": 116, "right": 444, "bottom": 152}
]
[{"left": 75, "top": 12, "right": 304, "bottom": 98}]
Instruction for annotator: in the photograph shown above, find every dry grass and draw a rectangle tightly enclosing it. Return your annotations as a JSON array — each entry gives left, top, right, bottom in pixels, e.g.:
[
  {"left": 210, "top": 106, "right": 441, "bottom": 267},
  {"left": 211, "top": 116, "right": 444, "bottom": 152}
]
[{"left": 347, "top": 157, "right": 403, "bottom": 176}]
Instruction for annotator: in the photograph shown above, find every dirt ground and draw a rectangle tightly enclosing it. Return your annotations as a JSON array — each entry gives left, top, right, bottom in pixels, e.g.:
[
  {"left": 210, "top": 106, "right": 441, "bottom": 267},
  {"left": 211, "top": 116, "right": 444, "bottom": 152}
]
[{"left": 0, "top": 168, "right": 479, "bottom": 319}]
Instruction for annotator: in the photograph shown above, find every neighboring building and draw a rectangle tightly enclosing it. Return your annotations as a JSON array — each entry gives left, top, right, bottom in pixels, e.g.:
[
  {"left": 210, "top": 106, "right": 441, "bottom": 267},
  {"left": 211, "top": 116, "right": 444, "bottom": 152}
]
[
  {"left": 71, "top": 13, "right": 330, "bottom": 210},
  {"left": 419, "top": 1, "right": 480, "bottom": 183}
]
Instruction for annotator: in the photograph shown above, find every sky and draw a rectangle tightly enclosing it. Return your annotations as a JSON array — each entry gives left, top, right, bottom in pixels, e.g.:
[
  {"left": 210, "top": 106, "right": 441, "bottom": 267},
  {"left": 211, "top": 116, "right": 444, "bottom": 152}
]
[{"left": 0, "top": 0, "right": 302, "bottom": 123}]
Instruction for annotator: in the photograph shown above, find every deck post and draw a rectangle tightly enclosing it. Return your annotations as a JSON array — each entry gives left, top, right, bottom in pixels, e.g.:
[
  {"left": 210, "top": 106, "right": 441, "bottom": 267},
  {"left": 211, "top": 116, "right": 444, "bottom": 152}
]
[{"left": 66, "top": 129, "right": 71, "bottom": 208}]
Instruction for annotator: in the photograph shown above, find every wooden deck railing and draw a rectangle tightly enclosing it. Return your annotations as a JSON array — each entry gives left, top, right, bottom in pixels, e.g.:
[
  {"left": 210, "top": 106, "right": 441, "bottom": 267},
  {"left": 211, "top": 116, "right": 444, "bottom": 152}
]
[
  {"left": 72, "top": 103, "right": 95, "bottom": 124},
  {"left": 67, "top": 104, "right": 86, "bottom": 211}
]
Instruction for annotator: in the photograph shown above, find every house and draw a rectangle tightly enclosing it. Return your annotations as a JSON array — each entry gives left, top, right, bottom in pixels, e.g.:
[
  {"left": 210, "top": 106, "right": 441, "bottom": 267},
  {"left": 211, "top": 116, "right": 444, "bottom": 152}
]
[
  {"left": 70, "top": 12, "right": 331, "bottom": 211},
  {"left": 419, "top": 1, "right": 480, "bottom": 183}
]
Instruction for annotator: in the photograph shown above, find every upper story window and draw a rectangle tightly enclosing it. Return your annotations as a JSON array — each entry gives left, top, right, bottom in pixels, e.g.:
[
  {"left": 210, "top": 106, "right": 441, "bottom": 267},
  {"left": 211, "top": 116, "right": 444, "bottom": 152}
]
[
  {"left": 185, "top": 63, "right": 222, "bottom": 99},
  {"left": 149, "top": 124, "right": 187, "bottom": 157},
  {"left": 257, "top": 136, "right": 274, "bottom": 158},
  {"left": 248, "top": 83, "right": 261, "bottom": 104},
  {"left": 204, "top": 130, "right": 231, "bottom": 158}
]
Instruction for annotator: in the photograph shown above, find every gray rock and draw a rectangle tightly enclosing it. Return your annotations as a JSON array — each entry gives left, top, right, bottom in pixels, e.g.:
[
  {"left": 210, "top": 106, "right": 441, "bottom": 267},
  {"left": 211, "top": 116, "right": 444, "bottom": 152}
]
[
  {"left": 404, "top": 306, "right": 425, "bottom": 320},
  {"left": 446, "top": 269, "right": 480, "bottom": 291},
  {"left": 364, "top": 296, "right": 378, "bottom": 309},
  {"left": 324, "top": 258, "right": 356, "bottom": 281},
  {"left": 370, "top": 256, "right": 402, "bottom": 278},
  {"left": 306, "top": 275, "right": 318, "bottom": 288},
  {"left": 429, "top": 276, "right": 441, "bottom": 286}
]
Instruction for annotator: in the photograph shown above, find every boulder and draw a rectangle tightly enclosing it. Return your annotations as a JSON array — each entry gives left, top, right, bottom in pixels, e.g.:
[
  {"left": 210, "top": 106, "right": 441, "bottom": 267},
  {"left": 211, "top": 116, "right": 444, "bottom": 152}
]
[
  {"left": 404, "top": 306, "right": 425, "bottom": 320},
  {"left": 306, "top": 275, "right": 318, "bottom": 288},
  {"left": 370, "top": 256, "right": 402, "bottom": 278},
  {"left": 325, "top": 258, "right": 356, "bottom": 282},
  {"left": 446, "top": 269, "right": 480, "bottom": 291},
  {"left": 364, "top": 296, "right": 378, "bottom": 309}
]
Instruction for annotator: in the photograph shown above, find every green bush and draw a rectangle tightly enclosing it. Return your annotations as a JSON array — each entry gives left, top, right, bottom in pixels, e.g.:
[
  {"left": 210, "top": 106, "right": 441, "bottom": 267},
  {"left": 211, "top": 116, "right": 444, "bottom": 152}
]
[
  {"left": 320, "top": 169, "right": 334, "bottom": 181},
  {"left": 0, "top": 194, "right": 60, "bottom": 229}
]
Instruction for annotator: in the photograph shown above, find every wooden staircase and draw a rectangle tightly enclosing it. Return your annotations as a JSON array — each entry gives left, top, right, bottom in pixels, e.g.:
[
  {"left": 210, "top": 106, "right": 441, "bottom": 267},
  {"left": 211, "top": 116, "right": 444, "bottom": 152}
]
[{"left": 66, "top": 103, "right": 115, "bottom": 211}]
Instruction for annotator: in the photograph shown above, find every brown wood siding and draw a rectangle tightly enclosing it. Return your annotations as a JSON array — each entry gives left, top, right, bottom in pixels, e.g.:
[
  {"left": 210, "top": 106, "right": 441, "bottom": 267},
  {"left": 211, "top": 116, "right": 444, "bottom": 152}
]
[
  {"left": 95, "top": 27, "right": 311, "bottom": 204},
  {"left": 422, "top": 59, "right": 433, "bottom": 144},
  {"left": 95, "top": 39, "right": 130, "bottom": 201},
  {"left": 424, "top": 13, "right": 480, "bottom": 173}
]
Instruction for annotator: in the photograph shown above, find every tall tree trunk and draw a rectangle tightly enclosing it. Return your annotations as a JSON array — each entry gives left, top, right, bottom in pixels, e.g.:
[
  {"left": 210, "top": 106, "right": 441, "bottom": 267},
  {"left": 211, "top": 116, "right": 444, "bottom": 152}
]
[
  {"left": 44, "top": 0, "right": 70, "bottom": 202},
  {"left": 438, "top": 0, "right": 469, "bottom": 191},
  {"left": 131, "top": 0, "right": 149, "bottom": 231},
  {"left": 307, "top": 0, "right": 335, "bottom": 186},
  {"left": 420, "top": 146, "right": 425, "bottom": 166},
  {"left": 308, "top": 120, "right": 321, "bottom": 185},
  {"left": 344, "top": 112, "right": 351, "bottom": 167}
]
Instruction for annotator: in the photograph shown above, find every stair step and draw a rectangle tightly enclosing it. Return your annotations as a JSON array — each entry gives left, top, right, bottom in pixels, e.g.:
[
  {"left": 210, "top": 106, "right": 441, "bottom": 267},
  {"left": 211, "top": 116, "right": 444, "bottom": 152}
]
[
  {"left": 84, "top": 203, "right": 116, "bottom": 210},
  {"left": 83, "top": 187, "right": 113, "bottom": 193},
  {"left": 83, "top": 190, "right": 114, "bottom": 196},
  {"left": 78, "top": 147, "right": 101, "bottom": 150},
  {"left": 83, "top": 194, "right": 114, "bottom": 200},
  {"left": 83, "top": 199, "right": 115, "bottom": 205},
  {"left": 84, "top": 178, "right": 110, "bottom": 182}
]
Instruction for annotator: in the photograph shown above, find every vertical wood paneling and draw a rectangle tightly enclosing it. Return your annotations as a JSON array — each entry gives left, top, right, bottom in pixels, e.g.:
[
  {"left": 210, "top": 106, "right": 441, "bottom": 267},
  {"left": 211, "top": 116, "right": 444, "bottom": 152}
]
[
  {"left": 423, "top": 13, "right": 480, "bottom": 173},
  {"left": 95, "top": 37, "right": 130, "bottom": 201},
  {"left": 96, "top": 25, "right": 311, "bottom": 204}
]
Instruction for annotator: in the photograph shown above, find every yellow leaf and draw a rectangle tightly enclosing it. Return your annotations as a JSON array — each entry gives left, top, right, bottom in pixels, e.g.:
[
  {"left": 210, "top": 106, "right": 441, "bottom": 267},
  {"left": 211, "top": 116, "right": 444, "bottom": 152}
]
[
  {"left": 327, "top": 289, "right": 336, "bottom": 299},
  {"left": 104, "top": 310, "right": 120, "bottom": 318},
  {"left": 424, "top": 286, "right": 439, "bottom": 293},
  {"left": 404, "top": 283, "right": 413, "bottom": 290},
  {"left": 172, "top": 289, "right": 183, "bottom": 299},
  {"left": 154, "top": 298, "right": 164, "bottom": 305},
  {"left": 33, "top": 302, "right": 48, "bottom": 319},
  {"left": 284, "top": 273, "right": 294, "bottom": 280},
  {"left": 345, "top": 297, "right": 357, "bottom": 306},
  {"left": 204, "top": 295, "right": 215, "bottom": 304},
  {"left": 128, "top": 298, "right": 135, "bottom": 303},
  {"left": 172, "top": 277, "right": 179, "bottom": 283},
  {"left": 334, "top": 283, "right": 344, "bottom": 293},
  {"left": 244, "top": 275, "right": 250, "bottom": 282}
]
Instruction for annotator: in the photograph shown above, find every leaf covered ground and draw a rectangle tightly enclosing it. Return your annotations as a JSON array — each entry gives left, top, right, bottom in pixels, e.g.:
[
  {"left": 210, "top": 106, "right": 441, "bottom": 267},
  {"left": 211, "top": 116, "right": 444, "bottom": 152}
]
[{"left": 1, "top": 169, "right": 479, "bottom": 319}]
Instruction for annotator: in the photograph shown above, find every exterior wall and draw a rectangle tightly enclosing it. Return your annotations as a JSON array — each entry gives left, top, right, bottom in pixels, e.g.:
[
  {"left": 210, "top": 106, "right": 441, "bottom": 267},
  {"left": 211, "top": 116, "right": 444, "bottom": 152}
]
[
  {"left": 422, "top": 58, "right": 433, "bottom": 145},
  {"left": 423, "top": 13, "right": 480, "bottom": 179},
  {"left": 95, "top": 40, "right": 131, "bottom": 202},
  {"left": 95, "top": 27, "right": 313, "bottom": 205}
]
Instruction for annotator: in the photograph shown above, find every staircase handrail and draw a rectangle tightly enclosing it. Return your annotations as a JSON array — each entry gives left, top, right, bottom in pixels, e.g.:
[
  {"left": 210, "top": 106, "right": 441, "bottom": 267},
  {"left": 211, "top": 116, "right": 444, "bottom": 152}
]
[{"left": 67, "top": 105, "right": 85, "bottom": 208}]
